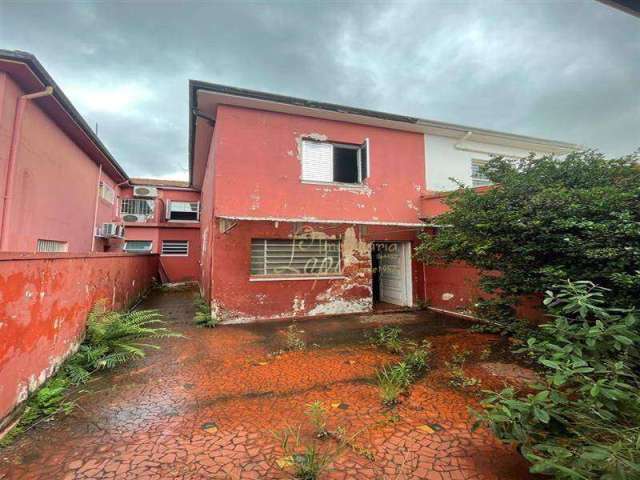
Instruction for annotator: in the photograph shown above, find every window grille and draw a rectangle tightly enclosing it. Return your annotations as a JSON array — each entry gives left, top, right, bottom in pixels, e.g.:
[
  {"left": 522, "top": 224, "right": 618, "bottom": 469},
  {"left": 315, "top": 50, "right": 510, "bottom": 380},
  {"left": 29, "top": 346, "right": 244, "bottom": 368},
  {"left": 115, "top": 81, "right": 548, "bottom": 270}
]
[{"left": 250, "top": 239, "right": 341, "bottom": 276}]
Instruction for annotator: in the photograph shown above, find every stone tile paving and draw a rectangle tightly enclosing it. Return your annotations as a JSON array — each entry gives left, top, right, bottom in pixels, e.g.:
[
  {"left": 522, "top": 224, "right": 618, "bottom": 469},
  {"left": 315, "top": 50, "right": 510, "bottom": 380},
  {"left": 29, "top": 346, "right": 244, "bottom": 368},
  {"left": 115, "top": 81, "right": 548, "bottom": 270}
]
[{"left": 0, "top": 287, "right": 535, "bottom": 479}]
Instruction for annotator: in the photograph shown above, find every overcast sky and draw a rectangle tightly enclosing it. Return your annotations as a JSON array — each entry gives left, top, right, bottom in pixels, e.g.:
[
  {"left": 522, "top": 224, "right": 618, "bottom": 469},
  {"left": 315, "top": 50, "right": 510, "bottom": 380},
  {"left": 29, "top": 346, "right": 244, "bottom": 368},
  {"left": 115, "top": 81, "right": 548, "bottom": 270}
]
[{"left": 1, "top": 1, "right": 638, "bottom": 180}]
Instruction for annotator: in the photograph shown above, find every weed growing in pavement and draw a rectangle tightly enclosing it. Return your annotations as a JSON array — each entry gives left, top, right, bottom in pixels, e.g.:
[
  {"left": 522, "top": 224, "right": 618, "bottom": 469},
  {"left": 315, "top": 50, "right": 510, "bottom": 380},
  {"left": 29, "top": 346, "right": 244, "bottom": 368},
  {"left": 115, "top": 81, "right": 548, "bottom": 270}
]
[
  {"left": 375, "top": 339, "right": 433, "bottom": 405},
  {"left": 285, "top": 324, "right": 306, "bottom": 351},
  {"left": 446, "top": 344, "right": 481, "bottom": 390},
  {"left": 306, "top": 401, "right": 328, "bottom": 438},
  {"left": 193, "top": 295, "right": 219, "bottom": 328},
  {"left": 368, "top": 325, "right": 404, "bottom": 353}
]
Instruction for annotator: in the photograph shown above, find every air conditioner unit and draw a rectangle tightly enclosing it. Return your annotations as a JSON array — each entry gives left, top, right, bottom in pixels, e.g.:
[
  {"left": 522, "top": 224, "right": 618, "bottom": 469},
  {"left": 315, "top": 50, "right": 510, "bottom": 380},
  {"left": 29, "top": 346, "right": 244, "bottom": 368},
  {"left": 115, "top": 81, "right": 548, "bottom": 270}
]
[
  {"left": 133, "top": 186, "right": 158, "bottom": 198},
  {"left": 99, "top": 223, "right": 125, "bottom": 238},
  {"left": 122, "top": 213, "right": 148, "bottom": 223}
]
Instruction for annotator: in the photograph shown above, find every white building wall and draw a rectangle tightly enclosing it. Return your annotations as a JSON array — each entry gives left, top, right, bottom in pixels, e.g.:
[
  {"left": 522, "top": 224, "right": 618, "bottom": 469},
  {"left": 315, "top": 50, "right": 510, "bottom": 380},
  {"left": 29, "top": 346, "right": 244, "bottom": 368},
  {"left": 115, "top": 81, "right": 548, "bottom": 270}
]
[{"left": 424, "top": 134, "right": 541, "bottom": 191}]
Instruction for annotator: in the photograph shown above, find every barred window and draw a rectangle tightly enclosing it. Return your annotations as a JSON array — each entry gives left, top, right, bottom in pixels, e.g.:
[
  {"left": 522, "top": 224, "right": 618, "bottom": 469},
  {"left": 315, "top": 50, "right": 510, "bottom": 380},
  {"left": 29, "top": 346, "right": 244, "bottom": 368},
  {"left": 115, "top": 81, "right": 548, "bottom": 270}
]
[
  {"left": 250, "top": 239, "right": 341, "bottom": 277},
  {"left": 36, "top": 239, "right": 68, "bottom": 252},
  {"left": 121, "top": 198, "right": 154, "bottom": 216},
  {"left": 161, "top": 240, "right": 189, "bottom": 256}
]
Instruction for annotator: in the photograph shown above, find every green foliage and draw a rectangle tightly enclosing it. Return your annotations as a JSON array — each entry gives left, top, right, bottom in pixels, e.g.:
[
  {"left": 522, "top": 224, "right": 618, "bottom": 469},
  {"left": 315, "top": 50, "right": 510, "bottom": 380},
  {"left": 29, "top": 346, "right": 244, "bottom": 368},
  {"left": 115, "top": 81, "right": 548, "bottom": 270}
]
[
  {"left": 416, "top": 151, "right": 640, "bottom": 311},
  {"left": 446, "top": 345, "right": 481, "bottom": 390},
  {"left": 65, "top": 303, "right": 180, "bottom": 383},
  {"left": 285, "top": 324, "right": 306, "bottom": 351},
  {"left": 376, "top": 341, "right": 433, "bottom": 405},
  {"left": 1, "top": 303, "right": 179, "bottom": 447},
  {"left": 369, "top": 325, "right": 404, "bottom": 353},
  {"left": 194, "top": 295, "right": 219, "bottom": 328},
  {"left": 274, "top": 426, "right": 334, "bottom": 480},
  {"left": 305, "top": 401, "right": 328, "bottom": 438},
  {"left": 0, "top": 377, "right": 73, "bottom": 447},
  {"left": 474, "top": 281, "right": 640, "bottom": 479}
]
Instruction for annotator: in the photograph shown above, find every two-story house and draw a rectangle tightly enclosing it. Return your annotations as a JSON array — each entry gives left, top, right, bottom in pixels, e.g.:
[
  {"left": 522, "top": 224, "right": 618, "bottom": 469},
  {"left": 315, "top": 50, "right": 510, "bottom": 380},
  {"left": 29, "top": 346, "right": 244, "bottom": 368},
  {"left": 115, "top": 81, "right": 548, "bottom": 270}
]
[
  {"left": 119, "top": 178, "right": 201, "bottom": 283},
  {"left": 189, "top": 82, "right": 579, "bottom": 322}
]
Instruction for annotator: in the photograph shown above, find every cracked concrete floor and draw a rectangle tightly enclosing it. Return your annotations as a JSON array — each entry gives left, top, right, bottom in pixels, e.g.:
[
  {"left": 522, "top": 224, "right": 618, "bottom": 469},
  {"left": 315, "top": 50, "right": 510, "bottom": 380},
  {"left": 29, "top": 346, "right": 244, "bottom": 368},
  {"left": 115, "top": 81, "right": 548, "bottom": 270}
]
[{"left": 0, "top": 287, "right": 535, "bottom": 479}]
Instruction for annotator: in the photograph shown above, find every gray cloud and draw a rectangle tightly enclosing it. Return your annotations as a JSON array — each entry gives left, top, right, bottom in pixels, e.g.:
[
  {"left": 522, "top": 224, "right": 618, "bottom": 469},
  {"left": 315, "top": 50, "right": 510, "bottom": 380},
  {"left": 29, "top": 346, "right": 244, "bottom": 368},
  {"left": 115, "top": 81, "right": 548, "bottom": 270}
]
[{"left": 1, "top": 0, "right": 638, "bottom": 179}]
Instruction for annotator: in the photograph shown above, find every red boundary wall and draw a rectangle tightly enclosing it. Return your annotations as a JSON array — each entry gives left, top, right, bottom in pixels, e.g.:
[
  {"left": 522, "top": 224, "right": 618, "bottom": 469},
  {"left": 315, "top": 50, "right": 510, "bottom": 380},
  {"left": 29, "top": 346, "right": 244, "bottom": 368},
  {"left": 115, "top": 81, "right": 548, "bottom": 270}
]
[{"left": 0, "top": 252, "right": 159, "bottom": 422}]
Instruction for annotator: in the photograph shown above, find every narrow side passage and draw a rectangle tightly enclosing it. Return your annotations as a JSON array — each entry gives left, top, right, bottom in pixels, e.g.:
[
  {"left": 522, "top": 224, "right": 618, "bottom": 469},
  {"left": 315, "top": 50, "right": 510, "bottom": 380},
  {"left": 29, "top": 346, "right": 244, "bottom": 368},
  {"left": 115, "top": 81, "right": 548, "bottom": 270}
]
[{"left": 1, "top": 287, "right": 533, "bottom": 480}]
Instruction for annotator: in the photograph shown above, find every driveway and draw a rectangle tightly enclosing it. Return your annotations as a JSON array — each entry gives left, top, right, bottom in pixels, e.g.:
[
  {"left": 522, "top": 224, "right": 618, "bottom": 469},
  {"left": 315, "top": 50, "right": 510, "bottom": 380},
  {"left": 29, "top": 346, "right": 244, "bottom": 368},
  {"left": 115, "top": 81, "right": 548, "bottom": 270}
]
[{"left": 0, "top": 287, "right": 533, "bottom": 479}]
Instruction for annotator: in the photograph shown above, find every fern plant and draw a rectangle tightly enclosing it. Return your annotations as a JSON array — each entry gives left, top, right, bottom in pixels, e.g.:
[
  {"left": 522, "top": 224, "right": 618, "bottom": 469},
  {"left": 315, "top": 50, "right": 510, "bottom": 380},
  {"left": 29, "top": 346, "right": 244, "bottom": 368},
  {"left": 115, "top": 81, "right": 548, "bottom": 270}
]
[
  {"left": 65, "top": 303, "right": 181, "bottom": 383},
  {"left": 194, "top": 295, "right": 219, "bottom": 328}
]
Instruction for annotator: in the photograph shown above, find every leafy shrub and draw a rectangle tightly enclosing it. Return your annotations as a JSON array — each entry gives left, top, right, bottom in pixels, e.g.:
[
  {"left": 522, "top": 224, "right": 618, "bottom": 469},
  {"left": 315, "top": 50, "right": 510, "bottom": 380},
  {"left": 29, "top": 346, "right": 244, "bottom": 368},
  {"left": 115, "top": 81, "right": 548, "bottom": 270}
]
[
  {"left": 194, "top": 295, "right": 219, "bottom": 328},
  {"left": 416, "top": 150, "right": 640, "bottom": 314},
  {"left": 285, "top": 324, "right": 306, "bottom": 351},
  {"left": 65, "top": 303, "right": 180, "bottom": 383},
  {"left": 474, "top": 281, "right": 640, "bottom": 479},
  {"left": 369, "top": 325, "right": 404, "bottom": 353}
]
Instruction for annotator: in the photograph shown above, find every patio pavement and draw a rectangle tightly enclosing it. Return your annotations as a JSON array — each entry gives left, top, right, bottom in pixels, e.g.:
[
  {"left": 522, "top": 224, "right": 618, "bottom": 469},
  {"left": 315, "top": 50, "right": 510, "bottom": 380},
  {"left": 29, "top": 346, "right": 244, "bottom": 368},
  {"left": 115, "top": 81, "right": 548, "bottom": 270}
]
[{"left": 0, "top": 287, "right": 534, "bottom": 479}]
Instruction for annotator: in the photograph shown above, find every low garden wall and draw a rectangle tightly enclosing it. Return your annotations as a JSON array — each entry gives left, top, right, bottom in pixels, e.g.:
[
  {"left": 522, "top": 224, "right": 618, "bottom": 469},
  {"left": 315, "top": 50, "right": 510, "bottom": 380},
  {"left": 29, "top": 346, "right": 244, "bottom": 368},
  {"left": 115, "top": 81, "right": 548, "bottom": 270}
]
[{"left": 0, "top": 252, "right": 159, "bottom": 422}]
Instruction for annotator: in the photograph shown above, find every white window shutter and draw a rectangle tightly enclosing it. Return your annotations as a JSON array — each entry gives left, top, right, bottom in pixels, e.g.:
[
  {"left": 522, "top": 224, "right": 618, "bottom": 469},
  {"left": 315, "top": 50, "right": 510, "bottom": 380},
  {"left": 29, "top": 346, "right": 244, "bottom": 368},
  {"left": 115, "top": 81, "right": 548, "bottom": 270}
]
[{"left": 301, "top": 140, "right": 333, "bottom": 182}]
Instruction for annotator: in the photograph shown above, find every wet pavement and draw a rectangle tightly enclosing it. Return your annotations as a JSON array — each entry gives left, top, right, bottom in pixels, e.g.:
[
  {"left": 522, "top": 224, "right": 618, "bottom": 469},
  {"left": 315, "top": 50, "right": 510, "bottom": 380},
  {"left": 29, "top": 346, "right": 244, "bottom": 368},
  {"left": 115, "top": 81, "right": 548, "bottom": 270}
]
[{"left": 0, "top": 287, "right": 534, "bottom": 479}]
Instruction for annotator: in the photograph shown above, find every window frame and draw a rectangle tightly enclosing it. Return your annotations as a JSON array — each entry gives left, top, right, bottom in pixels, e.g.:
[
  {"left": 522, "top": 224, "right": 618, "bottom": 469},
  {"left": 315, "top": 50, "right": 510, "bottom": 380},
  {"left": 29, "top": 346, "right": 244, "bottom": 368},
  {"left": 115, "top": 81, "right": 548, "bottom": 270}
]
[
  {"left": 121, "top": 198, "right": 155, "bottom": 218},
  {"left": 99, "top": 182, "right": 115, "bottom": 205},
  {"left": 36, "top": 239, "right": 68, "bottom": 253},
  {"left": 471, "top": 159, "right": 492, "bottom": 187},
  {"left": 300, "top": 138, "right": 370, "bottom": 186},
  {"left": 250, "top": 238, "right": 343, "bottom": 279},
  {"left": 166, "top": 201, "right": 200, "bottom": 223},
  {"left": 161, "top": 240, "right": 189, "bottom": 256},
  {"left": 123, "top": 240, "right": 153, "bottom": 253}
]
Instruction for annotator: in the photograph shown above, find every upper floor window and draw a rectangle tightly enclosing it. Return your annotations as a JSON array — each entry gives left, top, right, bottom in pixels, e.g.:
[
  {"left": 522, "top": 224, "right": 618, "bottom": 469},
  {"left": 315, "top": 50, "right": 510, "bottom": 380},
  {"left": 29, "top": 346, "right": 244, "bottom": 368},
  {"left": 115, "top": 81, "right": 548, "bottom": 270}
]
[
  {"left": 121, "top": 198, "right": 155, "bottom": 221},
  {"left": 471, "top": 159, "right": 492, "bottom": 187},
  {"left": 36, "top": 239, "right": 68, "bottom": 252},
  {"left": 166, "top": 201, "right": 200, "bottom": 222},
  {"left": 301, "top": 139, "right": 369, "bottom": 185},
  {"left": 99, "top": 182, "right": 115, "bottom": 204}
]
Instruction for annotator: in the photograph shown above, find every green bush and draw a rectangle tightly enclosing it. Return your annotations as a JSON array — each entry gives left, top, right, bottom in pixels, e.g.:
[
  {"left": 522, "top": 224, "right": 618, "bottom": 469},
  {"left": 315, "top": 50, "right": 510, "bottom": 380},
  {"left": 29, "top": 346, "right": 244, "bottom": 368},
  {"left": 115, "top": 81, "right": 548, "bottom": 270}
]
[
  {"left": 416, "top": 151, "right": 640, "bottom": 316},
  {"left": 474, "top": 281, "right": 640, "bottom": 479}
]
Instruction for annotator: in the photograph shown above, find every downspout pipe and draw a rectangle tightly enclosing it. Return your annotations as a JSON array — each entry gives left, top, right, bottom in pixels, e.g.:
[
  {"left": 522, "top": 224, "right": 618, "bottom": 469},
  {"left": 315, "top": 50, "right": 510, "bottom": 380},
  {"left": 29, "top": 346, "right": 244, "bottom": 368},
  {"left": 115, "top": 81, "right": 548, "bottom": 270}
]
[
  {"left": 90, "top": 164, "right": 103, "bottom": 252},
  {"left": 0, "top": 86, "right": 54, "bottom": 251}
]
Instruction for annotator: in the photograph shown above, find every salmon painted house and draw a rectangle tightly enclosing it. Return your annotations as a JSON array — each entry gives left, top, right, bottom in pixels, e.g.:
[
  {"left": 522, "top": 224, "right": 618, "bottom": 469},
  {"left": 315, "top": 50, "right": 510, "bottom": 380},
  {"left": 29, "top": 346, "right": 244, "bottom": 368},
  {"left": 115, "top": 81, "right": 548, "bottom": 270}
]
[{"left": 188, "top": 82, "right": 578, "bottom": 322}]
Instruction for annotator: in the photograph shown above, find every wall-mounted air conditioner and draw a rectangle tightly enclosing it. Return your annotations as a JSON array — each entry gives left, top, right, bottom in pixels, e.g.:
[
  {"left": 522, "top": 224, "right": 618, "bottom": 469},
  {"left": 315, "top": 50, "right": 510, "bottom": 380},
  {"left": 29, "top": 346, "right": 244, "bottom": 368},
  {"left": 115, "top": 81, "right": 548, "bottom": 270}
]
[
  {"left": 122, "top": 213, "right": 148, "bottom": 223},
  {"left": 133, "top": 186, "right": 158, "bottom": 198},
  {"left": 98, "top": 223, "right": 125, "bottom": 238}
]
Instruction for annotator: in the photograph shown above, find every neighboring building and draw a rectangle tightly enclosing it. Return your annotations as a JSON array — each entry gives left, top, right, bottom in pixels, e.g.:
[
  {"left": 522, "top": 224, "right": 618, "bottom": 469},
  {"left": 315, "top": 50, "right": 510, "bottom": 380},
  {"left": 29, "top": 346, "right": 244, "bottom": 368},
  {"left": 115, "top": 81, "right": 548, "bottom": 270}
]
[
  {"left": 189, "top": 82, "right": 579, "bottom": 322},
  {"left": 119, "top": 178, "right": 201, "bottom": 283},
  {"left": 0, "top": 50, "right": 128, "bottom": 253}
]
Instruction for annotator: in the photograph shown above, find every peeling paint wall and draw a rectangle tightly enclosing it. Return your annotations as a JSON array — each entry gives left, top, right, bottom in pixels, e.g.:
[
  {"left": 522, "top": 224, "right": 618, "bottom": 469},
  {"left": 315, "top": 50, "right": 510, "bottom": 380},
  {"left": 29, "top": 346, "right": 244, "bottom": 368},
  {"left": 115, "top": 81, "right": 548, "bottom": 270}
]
[
  {"left": 0, "top": 252, "right": 159, "bottom": 422},
  {"left": 210, "top": 105, "right": 425, "bottom": 224},
  {"left": 209, "top": 220, "right": 426, "bottom": 323}
]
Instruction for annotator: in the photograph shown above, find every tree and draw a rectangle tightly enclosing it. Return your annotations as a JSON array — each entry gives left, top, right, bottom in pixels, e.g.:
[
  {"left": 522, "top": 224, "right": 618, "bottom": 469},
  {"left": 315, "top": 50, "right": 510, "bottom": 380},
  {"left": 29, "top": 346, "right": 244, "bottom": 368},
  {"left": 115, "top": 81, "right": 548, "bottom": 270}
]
[{"left": 415, "top": 150, "right": 640, "bottom": 313}]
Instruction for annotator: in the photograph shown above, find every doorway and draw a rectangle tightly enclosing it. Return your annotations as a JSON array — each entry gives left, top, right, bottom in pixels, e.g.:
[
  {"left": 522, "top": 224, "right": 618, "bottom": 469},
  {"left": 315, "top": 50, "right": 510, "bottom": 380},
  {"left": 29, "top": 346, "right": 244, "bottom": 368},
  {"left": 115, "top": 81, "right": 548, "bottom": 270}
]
[{"left": 371, "top": 241, "right": 412, "bottom": 307}]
